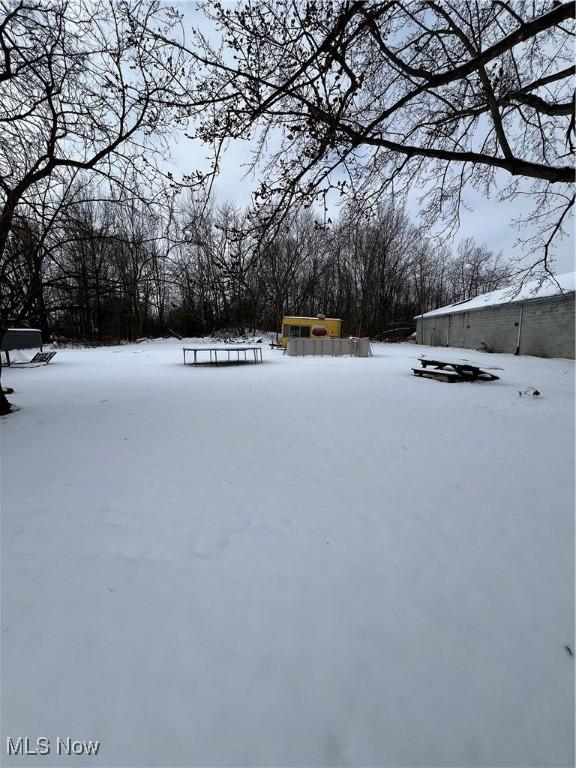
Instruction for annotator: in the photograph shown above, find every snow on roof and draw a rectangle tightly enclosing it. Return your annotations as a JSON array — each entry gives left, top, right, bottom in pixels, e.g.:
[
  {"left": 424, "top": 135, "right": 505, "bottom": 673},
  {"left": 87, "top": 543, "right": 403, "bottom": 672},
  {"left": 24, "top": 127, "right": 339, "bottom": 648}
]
[{"left": 418, "top": 272, "right": 575, "bottom": 319}]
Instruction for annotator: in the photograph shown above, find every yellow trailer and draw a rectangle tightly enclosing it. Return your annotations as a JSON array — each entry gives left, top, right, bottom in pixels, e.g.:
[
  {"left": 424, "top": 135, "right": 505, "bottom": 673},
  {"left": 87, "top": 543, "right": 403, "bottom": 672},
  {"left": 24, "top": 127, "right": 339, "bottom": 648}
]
[{"left": 278, "top": 316, "right": 342, "bottom": 348}]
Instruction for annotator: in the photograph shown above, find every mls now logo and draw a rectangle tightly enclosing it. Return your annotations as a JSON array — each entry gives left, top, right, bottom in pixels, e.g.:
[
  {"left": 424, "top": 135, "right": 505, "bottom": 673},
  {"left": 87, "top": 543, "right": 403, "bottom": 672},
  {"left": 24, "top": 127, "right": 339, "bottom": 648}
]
[{"left": 7, "top": 737, "right": 101, "bottom": 756}]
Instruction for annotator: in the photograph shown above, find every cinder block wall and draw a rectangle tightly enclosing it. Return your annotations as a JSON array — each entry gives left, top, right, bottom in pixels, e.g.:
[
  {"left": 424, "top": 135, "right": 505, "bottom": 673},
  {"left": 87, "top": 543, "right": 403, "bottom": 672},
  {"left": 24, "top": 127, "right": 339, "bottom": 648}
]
[
  {"left": 520, "top": 294, "right": 575, "bottom": 357},
  {"left": 416, "top": 293, "right": 574, "bottom": 358}
]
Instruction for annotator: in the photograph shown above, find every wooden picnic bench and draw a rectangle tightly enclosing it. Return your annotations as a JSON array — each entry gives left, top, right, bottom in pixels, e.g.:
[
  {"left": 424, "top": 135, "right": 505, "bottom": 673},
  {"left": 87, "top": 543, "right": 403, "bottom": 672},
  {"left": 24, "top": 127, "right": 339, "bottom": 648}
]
[
  {"left": 183, "top": 346, "right": 263, "bottom": 366},
  {"left": 412, "top": 356, "right": 499, "bottom": 383}
]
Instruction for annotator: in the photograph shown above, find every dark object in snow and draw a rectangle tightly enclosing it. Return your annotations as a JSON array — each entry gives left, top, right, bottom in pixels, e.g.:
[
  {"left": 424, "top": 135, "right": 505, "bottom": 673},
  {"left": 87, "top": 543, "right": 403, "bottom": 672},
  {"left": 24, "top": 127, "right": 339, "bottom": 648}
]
[
  {"left": 375, "top": 327, "right": 414, "bottom": 343},
  {"left": 28, "top": 351, "right": 57, "bottom": 365},
  {"left": 2, "top": 387, "right": 14, "bottom": 394},
  {"left": 478, "top": 341, "right": 493, "bottom": 353},
  {"left": 412, "top": 357, "right": 499, "bottom": 383},
  {"left": 564, "top": 645, "right": 573, "bottom": 657},
  {"left": 518, "top": 387, "right": 541, "bottom": 397}
]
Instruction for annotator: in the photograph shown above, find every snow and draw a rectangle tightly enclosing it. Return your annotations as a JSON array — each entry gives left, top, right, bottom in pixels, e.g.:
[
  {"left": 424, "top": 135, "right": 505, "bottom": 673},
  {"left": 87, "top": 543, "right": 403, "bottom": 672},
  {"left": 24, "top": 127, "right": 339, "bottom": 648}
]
[
  {"left": 420, "top": 271, "right": 575, "bottom": 318},
  {"left": 1, "top": 339, "right": 574, "bottom": 767}
]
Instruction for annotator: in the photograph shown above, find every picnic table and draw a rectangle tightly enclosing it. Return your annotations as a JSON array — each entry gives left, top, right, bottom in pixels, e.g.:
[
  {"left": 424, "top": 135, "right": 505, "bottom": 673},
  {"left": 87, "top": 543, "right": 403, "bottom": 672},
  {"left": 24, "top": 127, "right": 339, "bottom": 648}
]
[
  {"left": 412, "top": 356, "right": 499, "bottom": 383},
  {"left": 183, "top": 345, "right": 263, "bottom": 366}
]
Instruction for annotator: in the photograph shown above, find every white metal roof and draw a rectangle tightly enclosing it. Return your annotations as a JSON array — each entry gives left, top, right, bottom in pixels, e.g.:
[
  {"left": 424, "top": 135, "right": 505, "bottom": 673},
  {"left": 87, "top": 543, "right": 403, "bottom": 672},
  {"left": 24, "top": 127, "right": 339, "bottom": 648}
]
[{"left": 417, "top": 272, "right": 575, "bottom": 319}]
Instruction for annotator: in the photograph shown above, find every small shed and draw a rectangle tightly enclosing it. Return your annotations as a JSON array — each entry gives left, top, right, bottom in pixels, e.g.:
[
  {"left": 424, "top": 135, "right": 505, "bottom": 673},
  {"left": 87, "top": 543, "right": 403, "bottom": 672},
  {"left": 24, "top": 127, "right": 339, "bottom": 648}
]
[
  {"left": 415, "top": 272, "right": 574, "bottom": 359},
  {"left": 278, "top": 316, "right": 342, "bottom": 348},
  {"left": 1, "top": 328, "right": 43, "bottom": 365}
]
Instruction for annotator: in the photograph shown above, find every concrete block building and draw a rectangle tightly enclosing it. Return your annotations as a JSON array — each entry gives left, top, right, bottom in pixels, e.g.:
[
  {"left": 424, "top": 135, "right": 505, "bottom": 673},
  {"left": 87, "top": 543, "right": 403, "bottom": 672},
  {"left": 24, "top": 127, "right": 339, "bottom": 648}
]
[{"left": 415, "top": 272, "right": 574, "bottom": 359}]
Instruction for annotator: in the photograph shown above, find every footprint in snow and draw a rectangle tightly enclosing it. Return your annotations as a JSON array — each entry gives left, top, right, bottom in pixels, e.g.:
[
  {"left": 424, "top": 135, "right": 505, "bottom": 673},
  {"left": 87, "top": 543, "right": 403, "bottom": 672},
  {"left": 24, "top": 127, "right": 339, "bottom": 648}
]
[{"left": 189, "top": 515, "right": 252, "bottom": 559}]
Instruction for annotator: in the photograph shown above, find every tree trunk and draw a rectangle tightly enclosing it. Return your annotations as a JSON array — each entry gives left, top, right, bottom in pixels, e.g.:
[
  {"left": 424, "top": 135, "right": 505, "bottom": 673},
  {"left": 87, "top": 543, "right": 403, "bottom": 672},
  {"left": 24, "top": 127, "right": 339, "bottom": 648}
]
[
  {"left": 0, "top": 332, "right": 13, "bottom": 415},
  {"left": 0, "top": 197, "right": 26, "bottom": 415},
  {"left": 0, "top": 383, "right": 12, "bottom": 415}
]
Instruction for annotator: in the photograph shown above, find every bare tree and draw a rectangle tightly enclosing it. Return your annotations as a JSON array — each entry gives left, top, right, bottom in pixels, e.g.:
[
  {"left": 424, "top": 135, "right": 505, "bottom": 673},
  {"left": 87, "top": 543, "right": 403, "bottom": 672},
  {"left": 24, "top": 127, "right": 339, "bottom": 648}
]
[
  {"left": 164, "top": 0, "right": 574, "bottom": 267},
  {"left": 449, "top": 238, "right": 511, "bottom": 302},
  {"left": 0, "top": 0, "right": 190, "bottom": 412}
]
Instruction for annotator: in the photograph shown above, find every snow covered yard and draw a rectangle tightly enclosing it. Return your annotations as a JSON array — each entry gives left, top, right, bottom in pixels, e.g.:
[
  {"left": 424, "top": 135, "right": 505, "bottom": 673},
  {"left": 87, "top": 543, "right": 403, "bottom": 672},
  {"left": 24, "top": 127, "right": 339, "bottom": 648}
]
[{"left": 1, "top": 340, "right": 574, "bottom": 767}]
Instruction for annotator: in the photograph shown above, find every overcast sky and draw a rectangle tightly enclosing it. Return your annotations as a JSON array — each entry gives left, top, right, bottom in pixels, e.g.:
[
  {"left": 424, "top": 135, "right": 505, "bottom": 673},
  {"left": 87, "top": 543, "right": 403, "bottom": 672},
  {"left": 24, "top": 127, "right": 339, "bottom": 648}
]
[{"left": 166, "top": 2, "right": 575, "bottom": 277}]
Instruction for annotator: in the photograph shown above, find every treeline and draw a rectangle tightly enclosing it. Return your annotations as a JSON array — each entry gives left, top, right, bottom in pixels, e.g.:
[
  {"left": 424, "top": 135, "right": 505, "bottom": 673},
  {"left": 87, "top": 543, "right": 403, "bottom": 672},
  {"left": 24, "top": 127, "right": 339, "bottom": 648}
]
[{"left": 1, "top": 183, "right": 511, "bottom": 342}]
